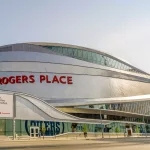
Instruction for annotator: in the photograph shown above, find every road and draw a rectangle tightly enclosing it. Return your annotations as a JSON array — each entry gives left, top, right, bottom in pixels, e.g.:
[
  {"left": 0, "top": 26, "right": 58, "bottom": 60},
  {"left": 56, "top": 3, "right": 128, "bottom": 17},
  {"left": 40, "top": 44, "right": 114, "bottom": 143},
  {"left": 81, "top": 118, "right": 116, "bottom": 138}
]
[{"left": 1, "top": 137, "right": 150, "bottom": 150}]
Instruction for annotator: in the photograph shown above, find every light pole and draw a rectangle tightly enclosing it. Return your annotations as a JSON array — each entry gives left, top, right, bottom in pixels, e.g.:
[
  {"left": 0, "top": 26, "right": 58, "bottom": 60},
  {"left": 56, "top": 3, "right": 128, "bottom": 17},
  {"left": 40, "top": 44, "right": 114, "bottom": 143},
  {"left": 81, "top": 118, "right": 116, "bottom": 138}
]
[
  {"left": 143, "top": 111, "right": 150, "bottom": 137},
  {"left": 13, "top": 94, "right": 16, "bottom": 140},
  {"left": 100, "top": 109, "right": 104, "bottom": 138},
  {"left": 13, "top": 117, "right": 16, "bottom": 140}
]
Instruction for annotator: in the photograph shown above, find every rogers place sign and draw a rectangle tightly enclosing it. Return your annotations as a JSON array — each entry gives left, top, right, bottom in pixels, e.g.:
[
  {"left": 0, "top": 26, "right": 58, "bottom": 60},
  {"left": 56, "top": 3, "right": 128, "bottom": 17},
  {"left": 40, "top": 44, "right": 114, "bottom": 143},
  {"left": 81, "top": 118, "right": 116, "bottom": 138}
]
[{"left": 0, "top": 75, "right": 73, "bottom": 85}]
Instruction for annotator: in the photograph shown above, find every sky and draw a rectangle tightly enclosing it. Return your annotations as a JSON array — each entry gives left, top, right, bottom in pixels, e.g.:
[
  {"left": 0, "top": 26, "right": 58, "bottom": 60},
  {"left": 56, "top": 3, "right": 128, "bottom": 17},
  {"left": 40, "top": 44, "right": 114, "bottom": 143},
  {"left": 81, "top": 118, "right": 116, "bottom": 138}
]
[{"left": 0, "top": 0, "right": 150, "bottom": 73}]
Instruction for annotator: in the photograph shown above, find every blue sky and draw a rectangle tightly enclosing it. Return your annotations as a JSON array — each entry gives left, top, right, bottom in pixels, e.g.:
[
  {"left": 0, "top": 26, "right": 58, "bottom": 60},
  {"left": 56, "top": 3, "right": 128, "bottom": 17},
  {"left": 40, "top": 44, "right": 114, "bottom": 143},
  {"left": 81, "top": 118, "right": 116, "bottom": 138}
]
[{"left": 0, "top": 0, "right": 150, "bottom": 72}]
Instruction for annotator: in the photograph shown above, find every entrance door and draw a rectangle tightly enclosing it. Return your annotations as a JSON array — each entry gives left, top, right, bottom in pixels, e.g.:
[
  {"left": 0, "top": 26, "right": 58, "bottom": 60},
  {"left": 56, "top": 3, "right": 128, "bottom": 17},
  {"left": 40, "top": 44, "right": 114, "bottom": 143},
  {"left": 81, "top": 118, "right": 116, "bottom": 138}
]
[
  {"left": 127, "top": 129, "right": 132, "bottom": 136},
  {"left": 30, "top": 127, "right": 39, "bottom": 137},
  {"left": 126, "top": 128, "right": 132, "bottom": 136}
]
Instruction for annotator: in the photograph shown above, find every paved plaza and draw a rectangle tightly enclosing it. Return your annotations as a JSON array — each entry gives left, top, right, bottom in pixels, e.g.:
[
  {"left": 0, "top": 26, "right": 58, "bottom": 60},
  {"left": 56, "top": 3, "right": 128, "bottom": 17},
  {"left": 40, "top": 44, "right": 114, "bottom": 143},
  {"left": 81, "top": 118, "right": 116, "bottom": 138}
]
[{"left": 0, "top": 137, "right": 150, "bottom": 150}]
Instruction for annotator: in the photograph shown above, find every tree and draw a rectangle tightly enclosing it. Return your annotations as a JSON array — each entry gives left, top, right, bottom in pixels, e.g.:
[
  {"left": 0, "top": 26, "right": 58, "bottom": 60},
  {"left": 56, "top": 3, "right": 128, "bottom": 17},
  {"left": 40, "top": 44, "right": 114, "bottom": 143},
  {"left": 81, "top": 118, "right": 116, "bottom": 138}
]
[
  {"left": 115, "top": 127, "right": 119, "bottom": 138},
  {"left": 82, "top": 124, "right": 88, "bottom": 138},
  {"left": 135, "top": 126, "right": 139, "bottom": 133},
  {"left": 42, "top": 127, "right": 46, "bottom": 139}
]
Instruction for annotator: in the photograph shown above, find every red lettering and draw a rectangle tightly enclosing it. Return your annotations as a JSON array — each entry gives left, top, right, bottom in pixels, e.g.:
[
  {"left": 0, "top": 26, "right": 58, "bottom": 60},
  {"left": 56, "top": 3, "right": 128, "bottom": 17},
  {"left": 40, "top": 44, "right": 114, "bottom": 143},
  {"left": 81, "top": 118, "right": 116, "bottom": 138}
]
[
  {"left": 0, "top": 78, "right": 2, "bottom": 85},
  {"left": 46, "top": 75, "right": 51, "bottom": 83},
  {"left": 2, "top": 77, "right": 9, "bottom": 84},
  {"left": 52, "top": 75, "right": 59, "bottom": 83},
  {"left": 22, "top": 75, "right": 28, "bottom": 83},
  {"left": 40, "top": 75, "right": 45, "bottom": 83},
  {"left": 29, "top": 75, "right": 35, "bottom": 83},
  {"left": 9, "top": 76, "right": 15, "bottom": 84},
  {"left": 0, "top": 75, "right": 73, "bottom": 85},
  {"left": 67, "top": 76, "right": 73, "bottom": 84},
  {"left": 16, "top": 76, "right": 21, "bottom": 83},
  {"left": 59, "top": 76, "right": 66, "bottom": 84}
]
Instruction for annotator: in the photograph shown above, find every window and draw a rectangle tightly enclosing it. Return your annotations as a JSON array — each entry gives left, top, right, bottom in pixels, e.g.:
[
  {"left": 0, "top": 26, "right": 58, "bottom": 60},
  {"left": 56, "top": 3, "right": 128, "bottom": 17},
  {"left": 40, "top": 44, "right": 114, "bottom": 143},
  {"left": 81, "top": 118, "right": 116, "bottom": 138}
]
[
  {"left": 51, "top": 46, "right": 57, "bottom": 52},
  {"left": 126, "top": 66, "right": 130, "bottom": 71},
  {"left": 112, "top": 60, "right": 116, "bottom": 68},
  {"left": 101, "top": 56, "right": 105, "bottom": 66},
  {"left": 124, "top": 65, "right": 128, "bottom": 70},
  {"left": 107, "top": 58, "right": 113, "bottom": 67},
  {"left": 83, "top": 51, "right": 88, "bottom": 60},
  {"left": 121, "top": 64, "right": 125, "bottom": 70},
  {"left": 103, "top": 56, "right": 108, "bottom": 66},
  {"left": 96, "top": 54, "right": 101, "bottom": 64},
  {"left": 117, "top": 62, "right": 121, "bottom": 69},
  {"left": 92, "top": 52, "right": 97, "bottom": 62},
  {"left": 89, "top": 105, "right": 94, "bottom": 108},
  {"left": 114, "top": 61, "right": 119, "bottom": 69},
  {"left": 42, "top": 46, "right": 140, "bottom": 73},
  {"left": 58, "top": 47, "right": 63, "bottom": 54},
  {"left": 68, "top": 48, "right": 74, "bottom": 57},
  {"left": 77, "top": 49, "right": 83, "bottom": 59},
  {"left": 62, "top": 47, "right": 68, "bottom": 55},
  {"left": 119, "top": 63, "right": 123, "bottom": 70},
  {"left": 88, "top": 51, "right": 92, "bottom": 62},
  {"left": 73, "top": 49, "right": 78, "bottom": 58}
]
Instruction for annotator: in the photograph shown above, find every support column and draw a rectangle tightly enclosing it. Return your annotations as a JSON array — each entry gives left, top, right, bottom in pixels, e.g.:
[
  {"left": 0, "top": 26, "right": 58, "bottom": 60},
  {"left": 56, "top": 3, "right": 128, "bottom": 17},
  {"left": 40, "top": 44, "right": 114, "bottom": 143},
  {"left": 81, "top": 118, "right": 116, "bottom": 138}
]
[
  {"left": 13, "top": 94, "right": 16, "bottom": 140},
  {"left": 100, "top": 109, "right": 104, "bottom": 138},
  {"left": 13, "top": 118, "right": 16, "bottom": 140}
]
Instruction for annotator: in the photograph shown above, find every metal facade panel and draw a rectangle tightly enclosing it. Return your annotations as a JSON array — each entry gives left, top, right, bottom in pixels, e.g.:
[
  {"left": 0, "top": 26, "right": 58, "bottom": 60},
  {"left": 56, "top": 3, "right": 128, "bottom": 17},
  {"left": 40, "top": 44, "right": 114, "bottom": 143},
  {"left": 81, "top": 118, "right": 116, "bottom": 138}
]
[
  {"left": 0, "top": 71, "right": 150, "bottom": 100},
  {"left": 0, "top": 43, "right": 150, "bottom": 118},
  {"left": 0, "top": 61, "right": 149, "bottom": 82},
  {"left": 14, "top": 94, "right": 110, "bottom": 124}
]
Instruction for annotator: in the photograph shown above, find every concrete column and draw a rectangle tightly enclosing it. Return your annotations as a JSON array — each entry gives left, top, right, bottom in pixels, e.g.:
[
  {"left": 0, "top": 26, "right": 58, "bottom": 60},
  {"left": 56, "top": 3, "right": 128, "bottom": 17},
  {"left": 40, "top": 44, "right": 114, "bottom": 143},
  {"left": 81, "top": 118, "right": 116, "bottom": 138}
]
[{"left": 13, "top": 118, "right": 16, "bottom": 140}]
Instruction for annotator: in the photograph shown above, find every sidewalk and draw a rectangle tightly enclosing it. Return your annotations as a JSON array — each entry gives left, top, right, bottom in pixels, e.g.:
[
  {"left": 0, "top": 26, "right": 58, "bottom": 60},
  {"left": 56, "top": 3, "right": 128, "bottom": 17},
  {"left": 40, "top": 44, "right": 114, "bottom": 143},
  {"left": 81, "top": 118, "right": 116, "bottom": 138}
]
[
  {"left": 4, "top": 134, "right": 150, "bottom": 142},
  {"left": 0, "top": 137, "right": 150, "bottom": 149},
  {"left": 0, "top": 139, "right": 111, "bottom": 149}
]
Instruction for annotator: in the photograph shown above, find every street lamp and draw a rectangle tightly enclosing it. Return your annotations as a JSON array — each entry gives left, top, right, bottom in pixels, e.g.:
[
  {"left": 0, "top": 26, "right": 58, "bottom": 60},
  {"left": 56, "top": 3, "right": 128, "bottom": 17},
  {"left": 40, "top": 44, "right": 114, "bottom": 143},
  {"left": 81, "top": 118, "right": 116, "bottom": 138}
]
[{"left": 143, "top": 111, "right": 150, "bottom": 137}]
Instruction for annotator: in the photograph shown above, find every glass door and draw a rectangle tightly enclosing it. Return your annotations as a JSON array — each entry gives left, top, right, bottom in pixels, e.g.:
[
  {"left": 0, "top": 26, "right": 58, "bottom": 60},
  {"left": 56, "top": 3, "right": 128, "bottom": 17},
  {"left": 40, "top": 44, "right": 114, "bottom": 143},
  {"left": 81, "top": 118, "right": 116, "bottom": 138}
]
[{"left": 30, "top": 127, "right": 39, "bottom": 137}]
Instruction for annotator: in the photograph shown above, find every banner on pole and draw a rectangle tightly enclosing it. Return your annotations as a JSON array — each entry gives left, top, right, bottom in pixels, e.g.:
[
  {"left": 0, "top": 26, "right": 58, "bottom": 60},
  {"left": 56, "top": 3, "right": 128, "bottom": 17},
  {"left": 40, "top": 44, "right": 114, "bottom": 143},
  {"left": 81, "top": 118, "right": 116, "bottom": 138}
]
[{"left": 0, "top": 93, "right": 14, "bottom": 118}]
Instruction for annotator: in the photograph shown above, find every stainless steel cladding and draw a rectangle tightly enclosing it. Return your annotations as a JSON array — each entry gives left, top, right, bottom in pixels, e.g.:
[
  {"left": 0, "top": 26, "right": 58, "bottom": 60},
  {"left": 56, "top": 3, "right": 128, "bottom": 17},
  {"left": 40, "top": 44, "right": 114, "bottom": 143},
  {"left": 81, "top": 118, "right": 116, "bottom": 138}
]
[{"left": 0, "top": 43, "right": 150, "bottom": 102}]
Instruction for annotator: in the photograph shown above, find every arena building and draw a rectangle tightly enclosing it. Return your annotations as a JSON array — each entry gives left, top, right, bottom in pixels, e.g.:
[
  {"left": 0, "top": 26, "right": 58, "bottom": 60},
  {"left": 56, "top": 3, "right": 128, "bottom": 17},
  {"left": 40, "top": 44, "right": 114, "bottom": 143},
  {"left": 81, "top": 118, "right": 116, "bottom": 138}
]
[{"left": 0, "top": 42, "right": 150, "bottom": 137}]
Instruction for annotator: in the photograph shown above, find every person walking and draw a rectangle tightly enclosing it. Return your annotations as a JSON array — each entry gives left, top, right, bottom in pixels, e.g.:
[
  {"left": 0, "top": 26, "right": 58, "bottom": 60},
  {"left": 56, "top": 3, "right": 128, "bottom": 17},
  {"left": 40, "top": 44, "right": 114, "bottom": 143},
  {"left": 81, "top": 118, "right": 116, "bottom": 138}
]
[
  {"left": 39, "top": 129, "right": 41, "bottom": 138},
  {"left": 83, "top": 124, "right": 88, "bottom": 139}
]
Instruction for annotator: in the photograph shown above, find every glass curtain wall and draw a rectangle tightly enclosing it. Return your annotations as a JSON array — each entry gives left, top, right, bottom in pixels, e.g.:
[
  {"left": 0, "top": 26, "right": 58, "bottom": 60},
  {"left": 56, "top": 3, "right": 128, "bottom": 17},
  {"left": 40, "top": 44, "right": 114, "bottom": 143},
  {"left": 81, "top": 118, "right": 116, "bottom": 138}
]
[{"left": 41, "top": 46, "right": 141, "bottom": 74}]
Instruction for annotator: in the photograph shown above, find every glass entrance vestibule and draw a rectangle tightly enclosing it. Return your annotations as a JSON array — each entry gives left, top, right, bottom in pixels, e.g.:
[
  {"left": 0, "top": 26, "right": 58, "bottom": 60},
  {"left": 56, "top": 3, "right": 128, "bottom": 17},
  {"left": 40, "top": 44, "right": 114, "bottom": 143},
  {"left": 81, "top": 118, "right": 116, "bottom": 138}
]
[{"left": 30, "top": 126, "right": 39, "bottom": 137}]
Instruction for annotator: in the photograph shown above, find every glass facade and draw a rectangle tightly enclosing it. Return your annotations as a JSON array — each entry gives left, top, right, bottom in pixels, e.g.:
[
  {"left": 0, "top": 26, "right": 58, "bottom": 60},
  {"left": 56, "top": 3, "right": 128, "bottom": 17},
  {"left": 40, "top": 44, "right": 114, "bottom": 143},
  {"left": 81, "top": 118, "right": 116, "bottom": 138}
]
[
  {"left": 0, "top": 119, "right": 149, "bottom": 136},
  {"left": 76, "top": 101, "right": 150, "bottom": 115},
  {"left": 70, "top": 113, "right": 148, "bottom": 123},
  {"left": 42, "top": 46, "right": 142, "bottom": 74}
]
